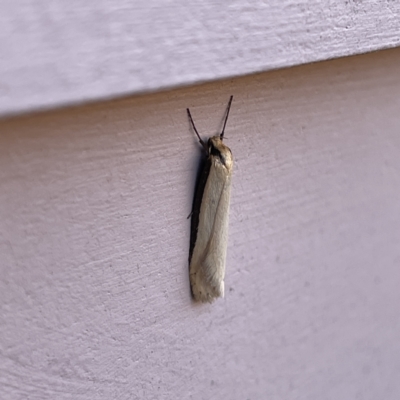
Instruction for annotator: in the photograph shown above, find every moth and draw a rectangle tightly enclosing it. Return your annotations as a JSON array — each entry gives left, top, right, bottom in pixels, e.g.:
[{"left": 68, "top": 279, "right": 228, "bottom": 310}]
[{"left": 187, "top": 96, "right": 234, "bottom": 303}]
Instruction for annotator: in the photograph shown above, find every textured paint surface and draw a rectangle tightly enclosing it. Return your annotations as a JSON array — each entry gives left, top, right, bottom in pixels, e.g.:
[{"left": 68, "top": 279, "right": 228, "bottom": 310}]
[
  {"left": 1, "top": 48, "right": 400, "bottom": 399},
  {"left": 1, "top": 0, "right": 400, "bottom": 116}
]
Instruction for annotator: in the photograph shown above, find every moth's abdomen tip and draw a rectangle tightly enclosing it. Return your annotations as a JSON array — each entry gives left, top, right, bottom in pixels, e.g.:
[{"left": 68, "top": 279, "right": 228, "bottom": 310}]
[{"left": 190, "top": 278, "right": 225, "bottom": 303}]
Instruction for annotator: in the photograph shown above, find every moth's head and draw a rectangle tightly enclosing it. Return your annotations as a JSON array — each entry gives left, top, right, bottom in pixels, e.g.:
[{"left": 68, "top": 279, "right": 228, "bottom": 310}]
[{"left": 208, "top": 136, "right": 233, "bottom": 171}]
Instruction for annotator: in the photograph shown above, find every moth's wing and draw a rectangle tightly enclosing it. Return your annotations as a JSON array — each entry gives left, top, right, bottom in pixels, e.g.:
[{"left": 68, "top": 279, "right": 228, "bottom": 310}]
[
  {"left": 201, "top": 174, "right": 232, "bottom": 290},
  {"left": 189, "top": 161, "right": 232, "bottom": 302}
]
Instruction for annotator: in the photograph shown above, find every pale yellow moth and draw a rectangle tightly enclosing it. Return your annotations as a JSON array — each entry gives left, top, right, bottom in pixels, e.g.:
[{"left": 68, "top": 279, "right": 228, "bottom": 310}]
[{"left": 187, "top": 96, "right": 234, "bottom": 303}]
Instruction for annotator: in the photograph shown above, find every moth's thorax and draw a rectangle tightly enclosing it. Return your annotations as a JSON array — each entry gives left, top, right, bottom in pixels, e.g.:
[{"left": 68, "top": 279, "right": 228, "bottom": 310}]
[{"left": 208, "top": 136, "right": 233, "bottom": 172}]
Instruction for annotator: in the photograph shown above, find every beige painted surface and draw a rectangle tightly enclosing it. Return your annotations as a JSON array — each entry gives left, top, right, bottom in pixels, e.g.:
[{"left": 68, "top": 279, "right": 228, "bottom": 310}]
[{"left": 1, "top": 48, "right": 400, "bottom": 399}]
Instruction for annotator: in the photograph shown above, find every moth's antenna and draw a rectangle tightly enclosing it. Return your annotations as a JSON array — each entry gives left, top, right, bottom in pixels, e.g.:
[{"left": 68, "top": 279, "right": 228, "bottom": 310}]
[
  {"left": 220, "top": 95, "right": 233, "bottom": 140},
  {"left": 187, "top": 108, "right": 206, "bottom": 150}
]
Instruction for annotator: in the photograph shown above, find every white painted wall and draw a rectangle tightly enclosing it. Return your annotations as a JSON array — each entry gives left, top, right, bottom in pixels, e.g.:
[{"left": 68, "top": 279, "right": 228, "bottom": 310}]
[
  {"left": 1, "top": 48, "right": 400, "bottom": 399},
  {"left": 1, "top": 0, "right": 400, "bottom": 116}
]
